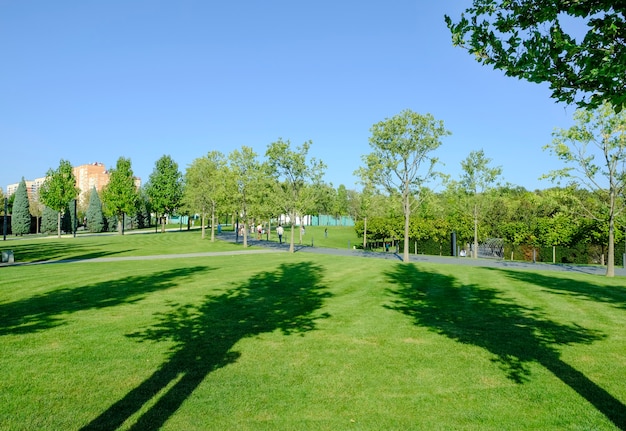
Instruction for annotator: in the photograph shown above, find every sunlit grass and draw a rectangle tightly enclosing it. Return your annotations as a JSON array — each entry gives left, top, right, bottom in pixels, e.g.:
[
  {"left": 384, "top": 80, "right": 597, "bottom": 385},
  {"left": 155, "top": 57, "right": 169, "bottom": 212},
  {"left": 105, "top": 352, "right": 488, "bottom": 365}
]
[{"left": 1, "top": 233, "right": 625, "bottom": 430}]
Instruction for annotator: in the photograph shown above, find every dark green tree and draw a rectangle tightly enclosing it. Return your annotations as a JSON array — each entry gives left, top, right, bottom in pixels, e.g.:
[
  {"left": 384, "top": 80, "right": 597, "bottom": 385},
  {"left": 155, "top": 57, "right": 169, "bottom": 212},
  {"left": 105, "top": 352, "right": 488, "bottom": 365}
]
[
  {"left": 446, "top": 1, "right": 626, "bottom": 111},
  {"left": 41, "top": 206, "right": 58, "bottom": 234},
  {"left": 145, "top": 155, "right": 184, "bottom": 233},
  {"left": 11, "top": 178, "right": 31, "bottom": 235},
  {"left": 39, "top": 159, "right": 79, "bottom": 238},
  {"left": 86, "top": 187, "right": 105, "bottom": 233},
  {"left": 101, "top": 157, "right": 138, "bottom": 235}
]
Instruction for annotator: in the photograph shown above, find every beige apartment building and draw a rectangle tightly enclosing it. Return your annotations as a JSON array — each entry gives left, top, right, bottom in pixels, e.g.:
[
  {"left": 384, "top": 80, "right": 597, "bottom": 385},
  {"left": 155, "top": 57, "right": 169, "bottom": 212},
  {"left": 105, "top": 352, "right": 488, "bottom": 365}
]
[{"left": 6, "top": 162, "right": 141, "bottom": 207}]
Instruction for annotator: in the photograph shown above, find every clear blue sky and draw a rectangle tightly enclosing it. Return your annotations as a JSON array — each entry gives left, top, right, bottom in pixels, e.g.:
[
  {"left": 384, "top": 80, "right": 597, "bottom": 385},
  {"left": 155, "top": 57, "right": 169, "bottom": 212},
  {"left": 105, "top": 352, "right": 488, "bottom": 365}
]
[{"left": 1, "top": 0, "right": 577, "bottom": 194}]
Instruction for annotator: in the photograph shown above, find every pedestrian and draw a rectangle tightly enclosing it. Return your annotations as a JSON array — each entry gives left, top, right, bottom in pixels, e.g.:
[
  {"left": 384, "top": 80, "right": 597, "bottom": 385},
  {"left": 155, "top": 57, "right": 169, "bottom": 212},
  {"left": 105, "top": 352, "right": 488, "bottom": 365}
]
[
  {"left": 277, "top": 224, "right": 284, "bottom": 244},
  {"left": 324, "top": 228, "right": 328, "bottom": 238}
]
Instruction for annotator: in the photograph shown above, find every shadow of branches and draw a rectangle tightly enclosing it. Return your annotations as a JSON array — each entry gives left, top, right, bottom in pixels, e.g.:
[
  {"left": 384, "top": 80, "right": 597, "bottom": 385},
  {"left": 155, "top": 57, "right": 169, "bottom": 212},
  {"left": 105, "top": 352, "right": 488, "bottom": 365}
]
[
  {"left": 80, "top": 261, "right": 331, "bottom": 431},
  {"left": 0, "top": 266, "right": 212, "bottom": 336},
  {"left": 384, "top": 263, "right": 625, "bottom": 430},
  {"left": 489, "top": 268, "right": 626, "bottom": 310}
]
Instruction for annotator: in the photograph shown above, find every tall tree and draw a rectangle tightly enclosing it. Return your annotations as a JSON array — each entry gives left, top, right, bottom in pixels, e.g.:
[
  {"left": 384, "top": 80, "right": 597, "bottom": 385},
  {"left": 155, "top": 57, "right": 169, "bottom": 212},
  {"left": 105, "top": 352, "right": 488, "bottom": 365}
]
[
  {"left": 145, "top": 155, "right": 184, "bottom": 233},
  {"left": 357, "top": 109, "right": 451, "bottom": 262},
  {"left": 266, "top": 139, "right": 326, "bottom": 253},
  {"left": 460, "top": 149, "right": 502, "bottom": 258},
  {"left": 446, "top": 1, "right": 626, "bottom": 111},
  {"left": 183, "top": 151, "right": 229, "bottom": 241},
  {"left": 86, "top": 186, "right": 105, "bottom": 233},
  {"left": 229, "top": 146, "right": 264, "bottom": 248},
  {"left": 39, "top": 159, "right": 79, "bottom": 238},
  {"left": 101, "top": 157, "right": 138, "bottom": 235},
  {"left": 11, "top": 178, "right": 31, "bottom": 235},
  {"left": 543, "top": 103, "right": 626, "bottom": 276}
]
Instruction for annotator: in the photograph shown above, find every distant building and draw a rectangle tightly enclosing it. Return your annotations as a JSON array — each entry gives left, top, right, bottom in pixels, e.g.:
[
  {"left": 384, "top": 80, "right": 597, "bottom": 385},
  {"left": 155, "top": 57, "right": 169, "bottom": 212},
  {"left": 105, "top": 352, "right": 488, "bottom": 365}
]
[{"left": 5, "top": 162, "right": 141, "bottom": 207}]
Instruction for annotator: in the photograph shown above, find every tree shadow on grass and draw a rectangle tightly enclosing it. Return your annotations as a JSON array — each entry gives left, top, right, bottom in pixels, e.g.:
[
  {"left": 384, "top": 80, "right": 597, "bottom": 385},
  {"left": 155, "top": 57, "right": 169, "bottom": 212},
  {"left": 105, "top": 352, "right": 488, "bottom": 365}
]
[
  {"left": 80, "top": 261, "right": 331, "bottom": 431},
  {"left": 0, "top": 266, "right": 212, "bottom": 336},
  {"left": 487, "top": 268, "right": 626, "bottom": 310},
  {"left": 384, "top": 263, "right": 626, "bottom": 430},
  {"left": 3, "top": 241, "right": 136, "bottom": 263}
]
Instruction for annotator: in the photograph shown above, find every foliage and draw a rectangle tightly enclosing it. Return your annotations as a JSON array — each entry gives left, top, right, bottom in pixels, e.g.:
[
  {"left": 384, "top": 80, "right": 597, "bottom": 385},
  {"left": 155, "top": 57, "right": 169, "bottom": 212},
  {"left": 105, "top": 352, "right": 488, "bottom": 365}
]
[
  {"left": 41, "top": 206, "right": 58, "bottom": 234},
  {"left": 446, "top": 1, "right": 626, "bottom": 111},
  {"left": 11, "top": 178, "right": 31, "bottom": 235},
  {"left": 101, "top": 157, "right": 138, "bottom": 234},
  {"left": 357, "top": 109, "right": 451, "bottom": 262},
  {"left": 183, "top": 151, "right": 229, "bottom": 240},
  {"left": 145, "top": 155, "right": 184, "bottom": 233},
  {"left": 229, "top": 146, "right": 265, "bottom": 247},
  {"left": 86, "top": 187, "right": 105, "bottom": 233},
  {"left": 39, "top": 159, "right": 79, "bottom": 238},
  {"left": 543, "top": 102, "right": 626, "bottom": 276},
  {"left": 266, "top": 139, "right": 326, "bottom": 252}
]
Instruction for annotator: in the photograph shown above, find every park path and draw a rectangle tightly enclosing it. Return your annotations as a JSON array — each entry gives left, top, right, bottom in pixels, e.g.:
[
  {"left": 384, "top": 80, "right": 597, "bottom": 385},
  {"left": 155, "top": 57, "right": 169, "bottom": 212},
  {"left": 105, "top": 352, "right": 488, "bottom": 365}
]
[{"left": 2, "top": 229, "right": 624, "bottom": 276}]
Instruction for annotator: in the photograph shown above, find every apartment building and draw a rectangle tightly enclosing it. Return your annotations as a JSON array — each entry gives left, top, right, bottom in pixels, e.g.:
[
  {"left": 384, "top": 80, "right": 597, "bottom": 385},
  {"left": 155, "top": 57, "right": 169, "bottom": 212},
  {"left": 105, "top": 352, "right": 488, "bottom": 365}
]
[{"left": 6, "top": 162, "right": 141, "bottom": 206}]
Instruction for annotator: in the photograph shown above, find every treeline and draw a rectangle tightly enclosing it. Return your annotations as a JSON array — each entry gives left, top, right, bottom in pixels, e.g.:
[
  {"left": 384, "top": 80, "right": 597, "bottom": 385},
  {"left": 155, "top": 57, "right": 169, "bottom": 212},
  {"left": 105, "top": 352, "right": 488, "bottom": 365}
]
[{"left": 349, "top": 185, "right": 625, "bottom": 266}]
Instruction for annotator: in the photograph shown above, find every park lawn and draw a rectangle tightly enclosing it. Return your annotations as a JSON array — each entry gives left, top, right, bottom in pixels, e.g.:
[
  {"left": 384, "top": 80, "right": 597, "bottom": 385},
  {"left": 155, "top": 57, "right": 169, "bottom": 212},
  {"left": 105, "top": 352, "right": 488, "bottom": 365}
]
[
  {"left": 0, "top": 229, "right": 244, "bottom": 263},
  {"left": 0, "top": 234, "right": 625, "bottom": 430}
]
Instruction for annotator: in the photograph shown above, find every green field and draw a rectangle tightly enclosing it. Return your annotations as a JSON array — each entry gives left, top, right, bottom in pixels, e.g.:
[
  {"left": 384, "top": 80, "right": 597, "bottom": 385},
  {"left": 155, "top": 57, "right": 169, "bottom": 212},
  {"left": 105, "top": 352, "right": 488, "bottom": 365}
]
[{"left": 1, "top": 231, "right": 625, "bottom": 430}]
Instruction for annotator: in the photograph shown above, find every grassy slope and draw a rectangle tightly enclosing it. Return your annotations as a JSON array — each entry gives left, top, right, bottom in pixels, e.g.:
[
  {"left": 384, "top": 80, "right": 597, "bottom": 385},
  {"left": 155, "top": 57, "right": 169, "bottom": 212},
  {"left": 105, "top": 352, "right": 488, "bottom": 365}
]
[{"left": 0, "top": 232, "right": 625, "bottom": 430}]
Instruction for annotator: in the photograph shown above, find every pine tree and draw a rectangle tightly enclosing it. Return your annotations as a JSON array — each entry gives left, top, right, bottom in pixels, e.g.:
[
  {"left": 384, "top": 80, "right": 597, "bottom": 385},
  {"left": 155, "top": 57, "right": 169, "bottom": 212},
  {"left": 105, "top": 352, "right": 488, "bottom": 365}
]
[
  {"left": 11, "top": 179, "right": 31, "bottom": 235},
  {"left": 86, "top": 187, "right": 105, "bottom": 233},
  {"left": 41, "top": 206, "right": 58, "bottom": 234}
]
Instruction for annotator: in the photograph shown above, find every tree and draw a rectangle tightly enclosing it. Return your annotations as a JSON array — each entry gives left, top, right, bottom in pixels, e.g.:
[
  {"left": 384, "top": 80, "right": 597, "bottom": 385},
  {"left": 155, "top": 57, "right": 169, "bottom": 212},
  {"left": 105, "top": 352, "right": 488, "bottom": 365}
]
[
  {"left": 357, "top": 109, "right": 451, "bottom": 262},
  {"left": 183, "top": 151, "right": 229, "bottom": 241},
  {"left": 101, "top": 157, "right": 138, "bottom": 235},
  {"left": 446, "top": 1, "right": 626, "bottom": 111},
  {"left": 229, "top": 146, "right": 264, "bottom": 248},
  {"left": 11, "top": 178, "right": 31, "bottom": 235},
  {"left": 543, "top": 103, "right": 625, "bottom": 276},
  {"left": 86, "top": 187, "right": 105, "bottom": 233},
  {"left": 460, "top": 149, "right": 502, "bottom": 258},
  {"left": 145, "top": 155, "right": 184, "bottom": 233},
  {"left": 266, "top": 139, "right": 326, "bottom": 253},
  {"left": 41, "top": 206, "right": 58, "bottom": 234},
  {"left": 39, "top": 159, "right": 79, "bottom": 238}
]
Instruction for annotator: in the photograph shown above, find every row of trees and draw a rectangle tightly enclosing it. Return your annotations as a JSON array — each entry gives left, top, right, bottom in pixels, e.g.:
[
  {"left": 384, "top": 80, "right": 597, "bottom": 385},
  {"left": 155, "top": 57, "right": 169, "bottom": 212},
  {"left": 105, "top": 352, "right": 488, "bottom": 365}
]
[
  {"left": 354, "top": 103, "right": 624, "bottom": 277},
  {"left": 4, "top": 101, "right": 624, "bottom": 277}
]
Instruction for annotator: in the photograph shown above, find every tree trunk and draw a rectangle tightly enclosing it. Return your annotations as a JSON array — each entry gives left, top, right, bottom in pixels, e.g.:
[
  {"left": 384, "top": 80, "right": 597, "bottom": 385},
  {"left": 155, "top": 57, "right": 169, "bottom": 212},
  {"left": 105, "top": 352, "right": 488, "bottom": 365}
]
[
  {"left": 403, "top": 194, "right": 410, "bottom": 263},
  {"left": 473, "top": 204, "right": 478, "bottom": 259},
  {"left": 606, "top": 214, "right": 615, "bottom": 277},
  {"left": 363, "top": 217, "right": 368, "bottom": 249},
  {"left": 210, "top": 203, "right": 216, "bottom": 242},
  {"left": 57, "top": 212, "right": 62, "bottom": 238},
  {"left": 289, "top": 212, "right": 296, "bottom": 253}
]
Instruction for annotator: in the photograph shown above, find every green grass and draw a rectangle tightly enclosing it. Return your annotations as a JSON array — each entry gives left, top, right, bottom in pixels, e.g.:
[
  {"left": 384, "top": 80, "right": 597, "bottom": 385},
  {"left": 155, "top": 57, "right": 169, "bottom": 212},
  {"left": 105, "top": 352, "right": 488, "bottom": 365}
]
[{"left": 1, "top": 231, "right": 625, "bottom": 430}]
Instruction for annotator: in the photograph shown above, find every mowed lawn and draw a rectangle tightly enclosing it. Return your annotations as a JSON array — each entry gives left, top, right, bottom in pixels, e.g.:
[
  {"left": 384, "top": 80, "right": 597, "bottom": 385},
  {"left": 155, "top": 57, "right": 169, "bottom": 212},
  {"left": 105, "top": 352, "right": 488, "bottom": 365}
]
[{"left": 1, "top": 231, "right": 625, "bottom": 430}]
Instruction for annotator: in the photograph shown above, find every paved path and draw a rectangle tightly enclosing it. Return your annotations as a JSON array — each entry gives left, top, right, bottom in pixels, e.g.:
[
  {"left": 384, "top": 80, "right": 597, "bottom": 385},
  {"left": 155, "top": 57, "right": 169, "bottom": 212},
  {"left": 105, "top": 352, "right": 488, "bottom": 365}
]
[
  {"left": 3, "top": 230, "right": 624, "bottom": 276},
  {"left": 220, "top": 232, "right": 626, "bottom": 277}
]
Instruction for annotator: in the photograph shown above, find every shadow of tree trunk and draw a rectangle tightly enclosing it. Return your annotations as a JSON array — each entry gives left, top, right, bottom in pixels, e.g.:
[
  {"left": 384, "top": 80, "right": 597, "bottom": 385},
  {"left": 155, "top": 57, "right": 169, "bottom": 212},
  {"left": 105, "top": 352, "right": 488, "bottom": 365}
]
[
  {"left": 384, "top": 263, "right": 625, "bottom": 430},
  {"left": 81, "top": 261, "right": 331, "bottom": 431}
]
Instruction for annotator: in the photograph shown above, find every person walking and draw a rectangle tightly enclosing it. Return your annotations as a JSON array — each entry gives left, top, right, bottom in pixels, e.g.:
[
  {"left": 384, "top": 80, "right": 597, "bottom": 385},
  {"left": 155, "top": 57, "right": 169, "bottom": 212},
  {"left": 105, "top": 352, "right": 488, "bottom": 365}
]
[{"left": 276, "top": 225, "right": 284, "bottom": 244}]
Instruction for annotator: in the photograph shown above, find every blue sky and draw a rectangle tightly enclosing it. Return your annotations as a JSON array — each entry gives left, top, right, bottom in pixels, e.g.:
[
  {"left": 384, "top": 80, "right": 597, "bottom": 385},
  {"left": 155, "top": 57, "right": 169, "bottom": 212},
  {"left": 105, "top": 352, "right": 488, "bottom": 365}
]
[{"left": 1, "top": 1, "right": 577, "bottom": 194}]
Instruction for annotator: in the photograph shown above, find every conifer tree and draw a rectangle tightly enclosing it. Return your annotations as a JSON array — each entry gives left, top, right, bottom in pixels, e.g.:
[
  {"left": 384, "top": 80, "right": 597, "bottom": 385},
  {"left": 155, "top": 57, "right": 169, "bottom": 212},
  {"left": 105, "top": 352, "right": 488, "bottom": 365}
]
[
  {"left": 86, "top": 187, "right": 105, "bottom": 233},
  {"left": 11, "top": 178, "right": 31, "bottom": 235},
  {"left": 41, "top": 206, "right": 58, "bottom": 234}
]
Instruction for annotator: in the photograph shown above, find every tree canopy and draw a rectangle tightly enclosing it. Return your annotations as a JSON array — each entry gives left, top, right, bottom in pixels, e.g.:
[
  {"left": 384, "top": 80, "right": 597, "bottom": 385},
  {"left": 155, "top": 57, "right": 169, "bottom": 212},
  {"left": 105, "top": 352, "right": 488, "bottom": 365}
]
[
  {"left": 39, "top": 159, "right": 79, "bottom": 238},
  {"left": 543, "top": 102, "right": 625, "bottom": 276},
  {"left": 101, "top": 157, "right": 138, "bottom": 234},
  {"left": 446, "top": 1, "right": 626, "bottom": 111},
  {"left": 11, "top": 178, "right": 31, "bottom": 235},
  {"left": 357, "top": 109, "right": 450, "bottom": 262},
  {"left": 146, "top": 155, "right": 184, "bottom": 233}
]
